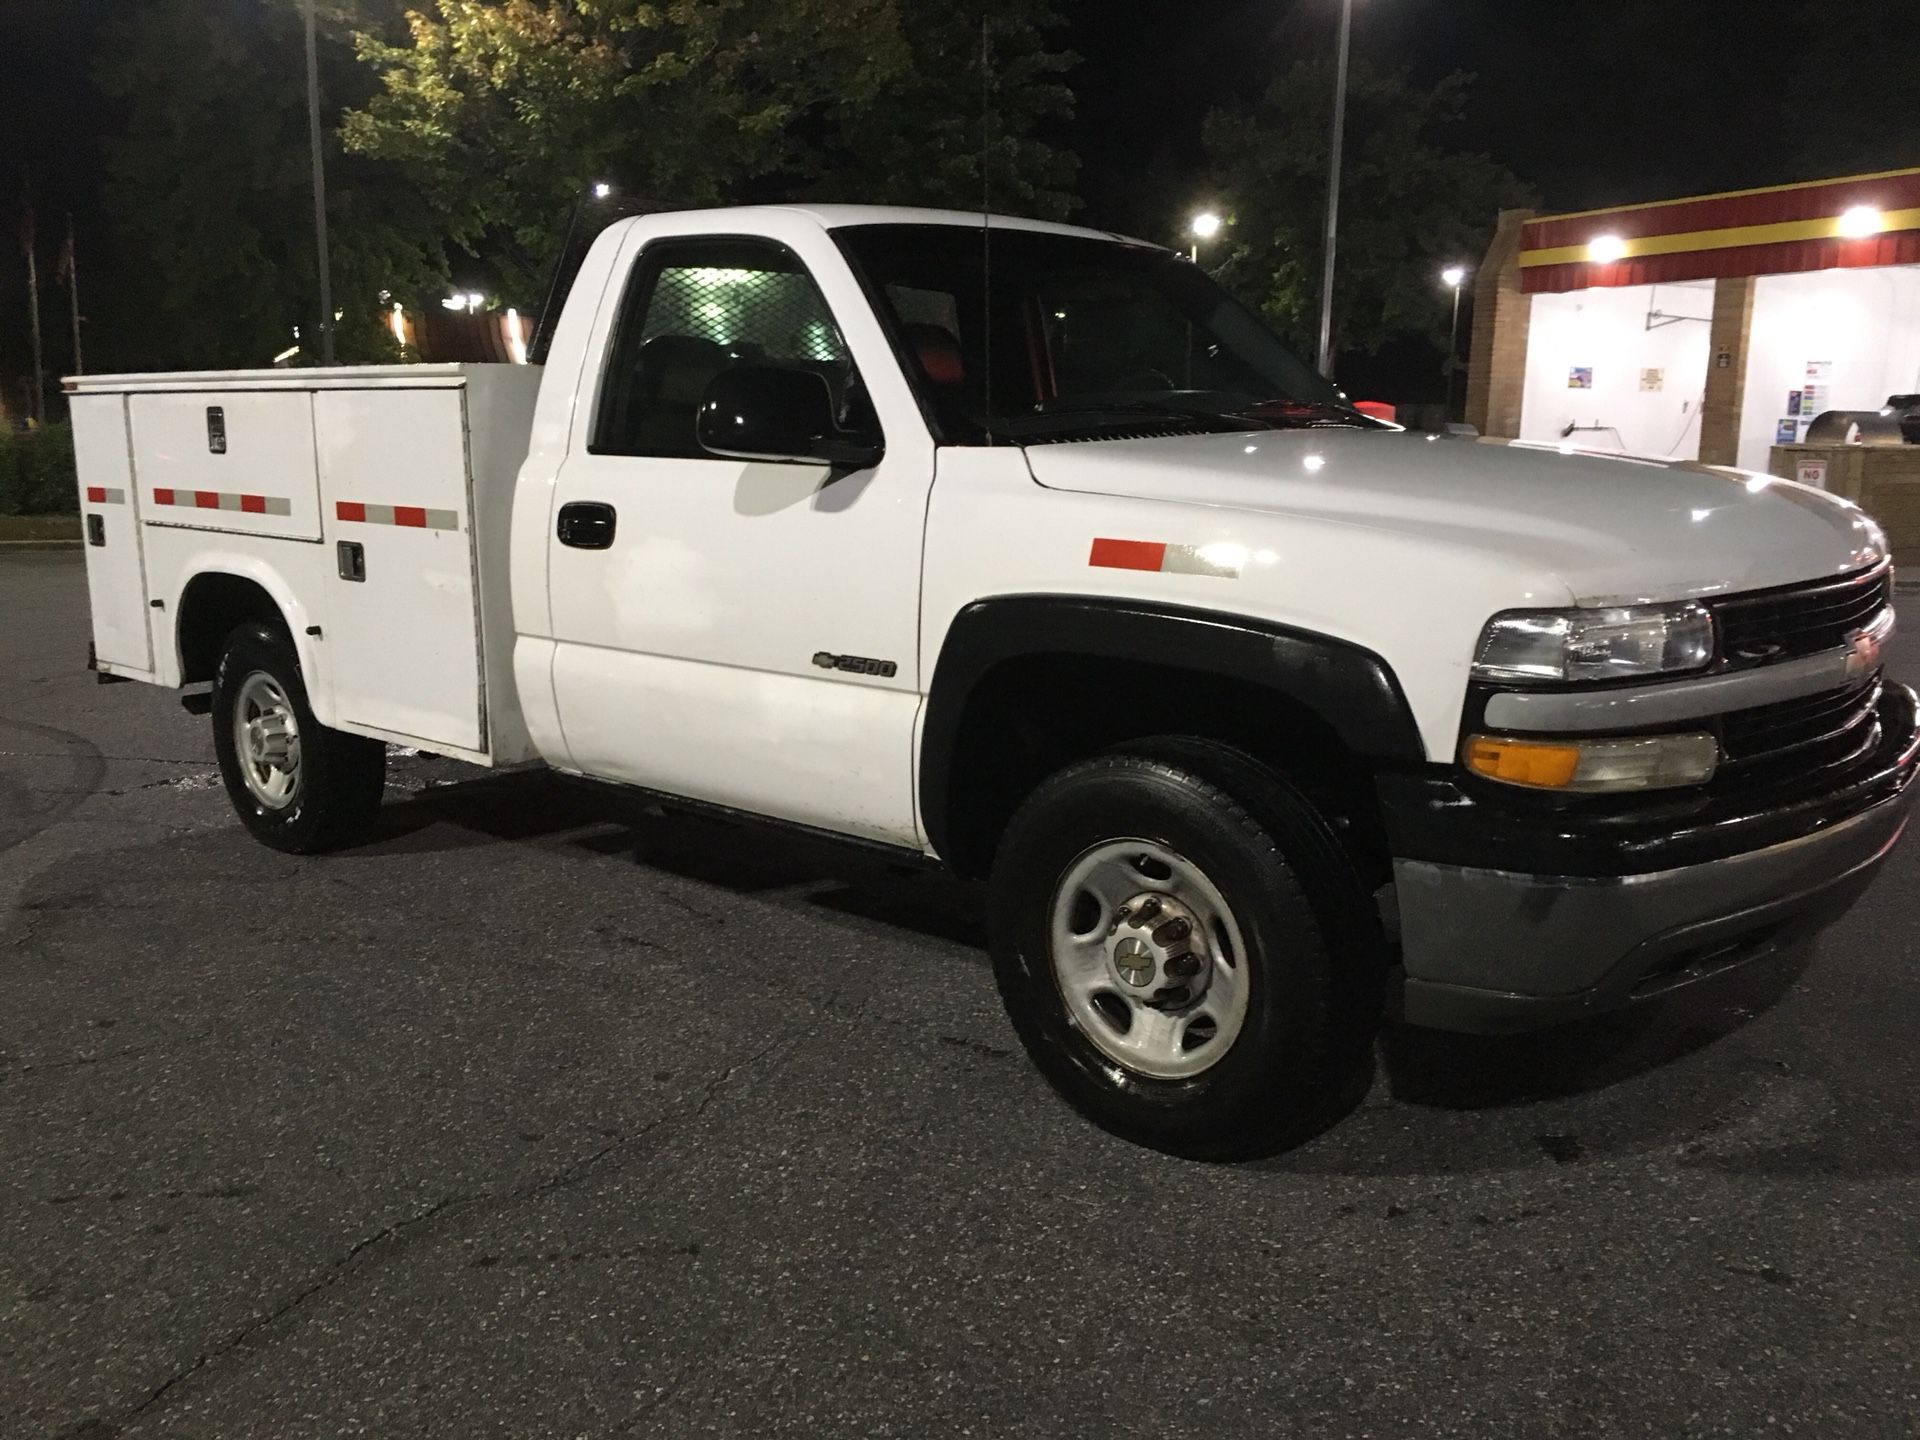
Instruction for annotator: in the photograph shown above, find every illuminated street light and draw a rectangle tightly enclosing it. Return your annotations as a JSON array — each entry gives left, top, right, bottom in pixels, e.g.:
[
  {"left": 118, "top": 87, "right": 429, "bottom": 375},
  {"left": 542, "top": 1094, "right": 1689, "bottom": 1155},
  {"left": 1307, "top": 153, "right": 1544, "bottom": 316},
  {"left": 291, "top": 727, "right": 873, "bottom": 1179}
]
[
  {"left": 592, "top": 182, "right": 613, "bottom": 199},
  {"left": 1189, "top": 211, "right": 1223, "bottom": 264},
  {"left": 1441, "top": 265, "right": 1470, "bottom": 420},
  {"left": 1587, "top": 234, "right": 1628, "bottom": 265},
  {"left": 1838, "top": 205, "right": 1884, "bottom": 240}
]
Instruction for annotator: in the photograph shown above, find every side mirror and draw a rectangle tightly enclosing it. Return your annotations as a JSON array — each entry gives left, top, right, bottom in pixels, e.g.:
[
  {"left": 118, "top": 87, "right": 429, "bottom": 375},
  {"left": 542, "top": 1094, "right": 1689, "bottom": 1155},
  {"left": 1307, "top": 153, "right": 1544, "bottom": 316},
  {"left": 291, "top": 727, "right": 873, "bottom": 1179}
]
[{"left": 696, "top": 365, "right": 883, "bottom": 469}]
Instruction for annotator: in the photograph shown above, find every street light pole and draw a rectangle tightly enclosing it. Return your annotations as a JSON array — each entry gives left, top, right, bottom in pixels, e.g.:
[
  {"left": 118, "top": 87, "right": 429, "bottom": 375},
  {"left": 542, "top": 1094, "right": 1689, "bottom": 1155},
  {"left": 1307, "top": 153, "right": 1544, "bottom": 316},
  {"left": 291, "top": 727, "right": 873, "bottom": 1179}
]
[
  {"left": 1447, "top": 284, "right": 1462, "bottom": 416},
  {"left": 1314, "top": 0, "right": 1353, "bottom": 379},
  {"left": 1442, "top": 265, "right": 1467, "bottom": 419},
  {"left": 302, "top": 0, "right": 335, "bottom": 365}
]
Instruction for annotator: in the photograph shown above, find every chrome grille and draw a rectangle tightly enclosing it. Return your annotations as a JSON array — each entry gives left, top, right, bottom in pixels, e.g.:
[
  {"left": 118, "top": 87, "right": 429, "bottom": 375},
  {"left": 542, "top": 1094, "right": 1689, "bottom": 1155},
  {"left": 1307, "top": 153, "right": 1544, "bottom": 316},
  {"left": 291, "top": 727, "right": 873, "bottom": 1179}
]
[
  {"left": 1717, "top": 678, "right": 1881, "bottom": 786},
  {"left": 1721, "top": 678, "right": 1879, "bottom": 762},
  {"left": 1711, "top": 564, "right": 1890, "bottom": 664}
]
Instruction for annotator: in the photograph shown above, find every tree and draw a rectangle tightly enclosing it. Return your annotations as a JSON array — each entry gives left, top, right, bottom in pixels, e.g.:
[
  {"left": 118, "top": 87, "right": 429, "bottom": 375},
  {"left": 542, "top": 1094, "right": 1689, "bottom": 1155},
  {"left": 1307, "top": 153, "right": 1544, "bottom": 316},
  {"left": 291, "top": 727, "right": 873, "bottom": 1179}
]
[
  {"left": 342, "top": 0, "right": 1077, "bottom": 302},
  {"left": 94, "top": 0, "right": 449, "bottom": 369},
  {"left": 1202, "top": 60, "right": 1533, "bottom": 363}
]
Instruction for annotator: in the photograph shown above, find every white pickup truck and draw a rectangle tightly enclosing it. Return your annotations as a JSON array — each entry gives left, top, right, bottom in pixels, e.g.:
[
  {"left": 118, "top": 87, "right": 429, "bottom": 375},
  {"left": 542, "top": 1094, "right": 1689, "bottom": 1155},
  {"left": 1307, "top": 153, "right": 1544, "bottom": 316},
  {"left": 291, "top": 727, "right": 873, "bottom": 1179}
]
[{"left": 69, "top": 204, "right": 1918, "bottom": 1158}]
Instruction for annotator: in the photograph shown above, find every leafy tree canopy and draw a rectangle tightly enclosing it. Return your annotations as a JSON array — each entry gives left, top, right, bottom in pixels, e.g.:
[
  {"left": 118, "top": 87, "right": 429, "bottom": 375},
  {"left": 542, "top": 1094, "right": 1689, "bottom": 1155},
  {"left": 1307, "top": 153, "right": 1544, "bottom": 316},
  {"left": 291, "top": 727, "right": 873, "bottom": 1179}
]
[
  {"left": 1203, "top": 60, "right": 1533, "bottom": 362},
  {"left": 344, "top": 0, "right": 1078, "bottom": 301},
  {"left": 92, "top": 0, "right": 448, "bottom": 369}
]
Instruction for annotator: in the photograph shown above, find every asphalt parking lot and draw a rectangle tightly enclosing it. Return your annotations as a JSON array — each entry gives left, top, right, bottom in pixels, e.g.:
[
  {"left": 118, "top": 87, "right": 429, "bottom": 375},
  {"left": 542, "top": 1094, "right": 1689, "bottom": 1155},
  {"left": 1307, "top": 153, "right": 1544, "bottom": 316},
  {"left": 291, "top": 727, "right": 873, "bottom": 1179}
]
[{"left": 4, "top": 549, "right": 1918, "bottom": 1438}]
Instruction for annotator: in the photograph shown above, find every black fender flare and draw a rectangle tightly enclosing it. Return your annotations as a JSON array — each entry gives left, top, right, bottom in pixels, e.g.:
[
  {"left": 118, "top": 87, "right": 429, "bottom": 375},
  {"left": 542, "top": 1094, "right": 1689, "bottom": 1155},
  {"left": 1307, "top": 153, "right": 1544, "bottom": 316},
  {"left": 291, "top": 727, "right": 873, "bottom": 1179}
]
[{"left": 919, "top": 595, "right": 1426, "bottom": 866}]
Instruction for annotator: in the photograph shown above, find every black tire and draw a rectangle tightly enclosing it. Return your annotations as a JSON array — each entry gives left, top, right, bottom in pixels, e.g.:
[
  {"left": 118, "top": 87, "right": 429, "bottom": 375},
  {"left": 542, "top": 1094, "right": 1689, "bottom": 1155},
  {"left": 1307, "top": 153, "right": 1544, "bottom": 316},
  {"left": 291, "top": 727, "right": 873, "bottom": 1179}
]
[
  {"left": 211, "top": 622, "right": 386, "bottom": 854},
  {"left": 988, "top": 740, "right": 1382, "bottom": 1160}
]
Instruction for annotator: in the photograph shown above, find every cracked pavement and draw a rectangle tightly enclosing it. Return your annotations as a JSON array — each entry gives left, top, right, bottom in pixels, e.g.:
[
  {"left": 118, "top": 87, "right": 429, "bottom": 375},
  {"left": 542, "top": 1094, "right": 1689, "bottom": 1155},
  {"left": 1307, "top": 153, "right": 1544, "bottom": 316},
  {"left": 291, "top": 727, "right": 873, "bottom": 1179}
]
[{"left": 3, "top": 551, "right": 1919, "bottom": 1438}]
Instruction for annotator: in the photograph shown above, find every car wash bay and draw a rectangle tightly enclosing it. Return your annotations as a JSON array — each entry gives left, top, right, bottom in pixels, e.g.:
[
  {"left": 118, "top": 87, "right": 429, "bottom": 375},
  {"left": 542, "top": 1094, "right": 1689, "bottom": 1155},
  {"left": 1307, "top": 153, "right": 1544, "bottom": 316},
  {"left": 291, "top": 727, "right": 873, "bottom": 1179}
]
[{"left": 1466, "top": 166, "right": 1920, "bottom": 481}]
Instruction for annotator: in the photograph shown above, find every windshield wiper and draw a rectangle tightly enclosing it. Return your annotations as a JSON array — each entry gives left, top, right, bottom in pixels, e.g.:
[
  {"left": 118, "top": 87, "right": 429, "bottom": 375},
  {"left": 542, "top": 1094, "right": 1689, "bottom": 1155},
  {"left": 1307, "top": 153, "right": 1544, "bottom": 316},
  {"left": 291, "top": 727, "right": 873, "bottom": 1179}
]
[
  {"left": 994, "top": 401, "right": 1260, "bottom": 439},
  {"left": 1236, "top": 397, "right": 1378, "bottom": 429}
]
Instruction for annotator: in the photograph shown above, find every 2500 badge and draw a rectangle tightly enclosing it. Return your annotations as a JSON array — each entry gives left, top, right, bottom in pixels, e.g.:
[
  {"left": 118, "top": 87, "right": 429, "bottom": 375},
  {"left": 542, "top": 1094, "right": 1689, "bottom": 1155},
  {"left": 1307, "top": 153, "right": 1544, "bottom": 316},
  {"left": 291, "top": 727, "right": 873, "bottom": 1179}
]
[{"left": 812, "top": 651, "right": 899, "bottom": 679}]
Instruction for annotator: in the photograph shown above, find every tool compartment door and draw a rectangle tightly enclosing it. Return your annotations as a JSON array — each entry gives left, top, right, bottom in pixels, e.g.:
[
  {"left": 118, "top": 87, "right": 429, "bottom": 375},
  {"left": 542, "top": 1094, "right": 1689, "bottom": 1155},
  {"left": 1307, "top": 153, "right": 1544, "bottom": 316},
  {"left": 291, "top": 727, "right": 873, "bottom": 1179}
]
[
  {"left": 128, "top": 391, "right": 324, "bottom": 540},
  {"left": 70, "top": 394, "right": 153, "bottom": 673},
  {"left": 317, "top": 385, "right": 484, "bottom": 753}
]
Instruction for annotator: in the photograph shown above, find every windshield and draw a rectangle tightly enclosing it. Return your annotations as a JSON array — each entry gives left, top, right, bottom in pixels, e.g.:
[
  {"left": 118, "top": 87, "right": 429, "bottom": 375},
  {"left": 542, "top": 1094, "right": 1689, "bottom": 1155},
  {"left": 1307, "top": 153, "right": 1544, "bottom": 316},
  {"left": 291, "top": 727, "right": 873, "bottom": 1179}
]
[{"left": 834, "top": 223, "right": 1373, "bottom": 444}]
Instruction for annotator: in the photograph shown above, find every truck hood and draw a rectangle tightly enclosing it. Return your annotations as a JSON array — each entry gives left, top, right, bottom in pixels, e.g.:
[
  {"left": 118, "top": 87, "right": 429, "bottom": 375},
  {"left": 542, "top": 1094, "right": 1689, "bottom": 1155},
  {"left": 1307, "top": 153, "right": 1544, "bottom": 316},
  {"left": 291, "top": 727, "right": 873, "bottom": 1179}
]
[{"left": 1021, "top": 429, "right": 1886, "bottom": 605}]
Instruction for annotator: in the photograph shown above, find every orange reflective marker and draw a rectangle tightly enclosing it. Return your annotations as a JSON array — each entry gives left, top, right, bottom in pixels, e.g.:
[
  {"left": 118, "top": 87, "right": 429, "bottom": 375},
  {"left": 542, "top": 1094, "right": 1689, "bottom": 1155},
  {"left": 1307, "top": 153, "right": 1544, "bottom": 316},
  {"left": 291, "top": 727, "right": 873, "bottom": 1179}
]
[{"left": 1464, "top": 736, "right": 1582, "bottom": 789}]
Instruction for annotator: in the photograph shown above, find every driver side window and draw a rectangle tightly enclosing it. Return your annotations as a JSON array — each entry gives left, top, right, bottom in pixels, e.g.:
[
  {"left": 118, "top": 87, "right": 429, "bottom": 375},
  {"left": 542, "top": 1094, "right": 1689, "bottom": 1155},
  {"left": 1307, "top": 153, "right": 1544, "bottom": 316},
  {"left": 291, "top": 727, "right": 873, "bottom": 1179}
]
[{"left": 593, "top": 239, "right": 861, "bottom": 459}]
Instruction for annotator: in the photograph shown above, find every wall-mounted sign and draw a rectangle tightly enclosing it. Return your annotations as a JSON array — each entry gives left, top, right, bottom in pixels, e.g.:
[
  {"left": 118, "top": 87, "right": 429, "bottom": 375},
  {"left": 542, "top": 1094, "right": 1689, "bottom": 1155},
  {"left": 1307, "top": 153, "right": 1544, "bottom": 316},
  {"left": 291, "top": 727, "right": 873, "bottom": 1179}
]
[
  {"left": 1776, "top": 418, "right": 1800, "bottom": 444},
  {"left": 1569, "top": 367, "right": 1593, "bottom": 390},
  {"left": 1640, "top": 368, "right": 1665, "bottom": 392},
  {"left": 1796, "top": 458, "right": 1829, "bottom": 489},
  {"left": 1787, "top": 390, "right": 1803, "bottom": 417}
]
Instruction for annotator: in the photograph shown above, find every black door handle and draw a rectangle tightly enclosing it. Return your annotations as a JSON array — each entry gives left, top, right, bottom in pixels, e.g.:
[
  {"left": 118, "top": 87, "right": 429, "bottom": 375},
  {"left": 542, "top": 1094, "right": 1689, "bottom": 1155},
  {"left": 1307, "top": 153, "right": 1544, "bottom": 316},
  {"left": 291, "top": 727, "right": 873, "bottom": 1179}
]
[{"left": 557, "top": 501, "right": 617, "bottom": 550}]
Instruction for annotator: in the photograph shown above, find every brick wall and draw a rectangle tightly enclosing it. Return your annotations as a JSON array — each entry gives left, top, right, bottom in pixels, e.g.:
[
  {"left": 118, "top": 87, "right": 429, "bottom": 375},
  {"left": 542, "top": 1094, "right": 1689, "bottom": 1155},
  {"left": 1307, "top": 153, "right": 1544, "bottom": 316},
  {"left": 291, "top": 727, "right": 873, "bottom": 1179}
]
[
  {"left": 1465, "top": 209, "right": 1534, "bottom": 438},
  {"left": 1699, "top": 278, "right": 1756, "bottom": 467}
]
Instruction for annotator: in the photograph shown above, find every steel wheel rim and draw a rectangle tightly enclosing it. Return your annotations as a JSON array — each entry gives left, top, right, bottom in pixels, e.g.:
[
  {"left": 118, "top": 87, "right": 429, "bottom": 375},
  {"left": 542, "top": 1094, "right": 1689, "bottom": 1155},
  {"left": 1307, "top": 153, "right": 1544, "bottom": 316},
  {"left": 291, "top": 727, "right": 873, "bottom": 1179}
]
[
  {"left": 233, "top": 671, "right": 301, "bottom": 810},
  {"left": 1047, "top": 838, "right": 1251, "bottom": 1081}
]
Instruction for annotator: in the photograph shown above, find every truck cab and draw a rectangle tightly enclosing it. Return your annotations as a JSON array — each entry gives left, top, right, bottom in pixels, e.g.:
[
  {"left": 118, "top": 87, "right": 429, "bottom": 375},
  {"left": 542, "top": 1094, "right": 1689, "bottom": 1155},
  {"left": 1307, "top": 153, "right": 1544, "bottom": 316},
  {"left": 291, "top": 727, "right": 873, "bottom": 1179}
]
[{"left": 69, "top": 204, "right": 1920, "bottom": 1159}]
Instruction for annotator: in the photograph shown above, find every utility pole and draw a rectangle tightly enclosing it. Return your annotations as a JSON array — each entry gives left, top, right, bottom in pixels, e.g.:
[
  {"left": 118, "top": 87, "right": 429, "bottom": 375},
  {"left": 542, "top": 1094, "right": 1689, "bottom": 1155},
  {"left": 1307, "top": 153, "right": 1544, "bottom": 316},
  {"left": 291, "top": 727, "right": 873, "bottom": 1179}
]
[
  {"left": 19, "top": 178, "right": 45, "bottom": 423},
  {"left": 1315, "top": 0, "right": 1354, "bottom": 380},
  {"left": 61, "top": 212, "right": 82, "bottom": 375},
  {"left": 303, "top": 0, "right": 335, "bottom": 365}
]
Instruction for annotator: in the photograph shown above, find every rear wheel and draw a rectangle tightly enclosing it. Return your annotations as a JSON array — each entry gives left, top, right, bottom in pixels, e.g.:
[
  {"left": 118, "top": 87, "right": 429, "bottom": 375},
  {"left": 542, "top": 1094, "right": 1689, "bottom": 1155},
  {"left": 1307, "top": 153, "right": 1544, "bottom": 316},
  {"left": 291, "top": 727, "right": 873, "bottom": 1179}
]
[
  {"left": 988, "top": 742, "right": 1380, "bottom": 1159},
  {"left": 211, "top": 623, "right": 386, "bottom": 853}
]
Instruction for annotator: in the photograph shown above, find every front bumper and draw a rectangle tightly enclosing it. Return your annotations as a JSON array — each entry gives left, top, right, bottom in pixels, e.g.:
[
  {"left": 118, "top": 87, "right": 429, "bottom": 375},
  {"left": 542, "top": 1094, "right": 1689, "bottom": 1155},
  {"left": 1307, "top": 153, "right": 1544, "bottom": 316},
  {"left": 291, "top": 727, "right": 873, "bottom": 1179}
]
[{"left": 1386, "top": 683, "right": 1920, "bottom": 1034}]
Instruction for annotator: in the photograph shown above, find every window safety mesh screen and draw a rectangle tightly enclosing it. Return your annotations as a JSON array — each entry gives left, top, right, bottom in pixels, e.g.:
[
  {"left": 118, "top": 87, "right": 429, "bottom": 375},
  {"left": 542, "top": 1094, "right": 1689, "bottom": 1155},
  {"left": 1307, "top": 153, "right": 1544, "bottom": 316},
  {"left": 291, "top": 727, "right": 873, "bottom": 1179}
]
[
  {"left": 643, "top": 266, "right": 848, "bottom": 364},
  {"left": 594, "top": 242, "right": 862, "bottom": 458}
]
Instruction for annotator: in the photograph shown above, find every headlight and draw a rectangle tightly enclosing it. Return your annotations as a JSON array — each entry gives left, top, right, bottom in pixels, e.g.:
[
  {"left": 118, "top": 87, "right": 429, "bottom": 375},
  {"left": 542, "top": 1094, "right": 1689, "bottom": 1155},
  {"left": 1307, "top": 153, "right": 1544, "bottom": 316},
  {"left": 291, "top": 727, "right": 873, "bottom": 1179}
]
[
  {"left": 1474, "top": 603, "right": 1714, "bottom": 684},
  {"left": 1464, "top": 733, "right": 1719, "bottom": 792}
]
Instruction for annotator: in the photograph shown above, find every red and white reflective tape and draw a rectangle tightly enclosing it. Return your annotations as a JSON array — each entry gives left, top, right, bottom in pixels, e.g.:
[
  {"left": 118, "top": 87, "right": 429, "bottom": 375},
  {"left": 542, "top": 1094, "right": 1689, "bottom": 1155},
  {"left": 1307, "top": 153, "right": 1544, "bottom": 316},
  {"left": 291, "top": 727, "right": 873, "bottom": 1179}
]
[
  {"left": 1088, "top": 537, "right": 1242, "bottom": 579},
  {"left": 334, "top": 500, "right": 459, "bottom": 532},
  {"left": 152, "top": 487, "right": 292, "bottom": 517},
  {"left": 85, "top": 486, "right": 126, "bottom": 505}
]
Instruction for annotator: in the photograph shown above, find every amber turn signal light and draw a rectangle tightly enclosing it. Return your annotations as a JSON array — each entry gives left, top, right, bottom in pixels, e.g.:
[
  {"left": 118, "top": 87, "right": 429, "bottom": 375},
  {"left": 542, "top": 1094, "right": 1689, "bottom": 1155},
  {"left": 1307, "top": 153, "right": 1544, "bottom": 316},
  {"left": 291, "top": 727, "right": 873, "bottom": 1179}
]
[
  {"left": 1463, "top": 732, "right": 1719, "bottom": 793},
  {"left": 1464, "top": 736, "right": 1582, "bottom": 788}
]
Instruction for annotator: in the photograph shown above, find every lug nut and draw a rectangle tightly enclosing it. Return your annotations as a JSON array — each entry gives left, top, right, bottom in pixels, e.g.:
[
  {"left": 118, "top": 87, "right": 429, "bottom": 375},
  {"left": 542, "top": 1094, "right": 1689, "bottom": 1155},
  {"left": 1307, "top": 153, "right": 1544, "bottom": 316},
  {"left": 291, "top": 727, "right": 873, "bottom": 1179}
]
[
  {"left": 1133, "top": 896, "right": 1163, "bottom": 924},
  {"left": 1152, "top": 985, "right": 1191, "bottom": 1008},
  {"left": 1152, "top": 917, "right": 1192, "bottom": 946},
  {"left": 1163, "top": 952, "right": 1202, "bottom": 979}
]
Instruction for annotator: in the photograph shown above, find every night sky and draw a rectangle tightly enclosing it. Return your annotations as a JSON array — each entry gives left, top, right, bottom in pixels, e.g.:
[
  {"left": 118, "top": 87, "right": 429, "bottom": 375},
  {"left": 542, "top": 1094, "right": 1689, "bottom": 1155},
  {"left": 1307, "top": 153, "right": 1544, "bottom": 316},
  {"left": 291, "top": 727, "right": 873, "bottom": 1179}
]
[
  {"left": 3, "top": 0, "right": 1913, "bottom": 396},
  {"left": 1065, "top": 0, "right": 1912, "bottom": 233}
]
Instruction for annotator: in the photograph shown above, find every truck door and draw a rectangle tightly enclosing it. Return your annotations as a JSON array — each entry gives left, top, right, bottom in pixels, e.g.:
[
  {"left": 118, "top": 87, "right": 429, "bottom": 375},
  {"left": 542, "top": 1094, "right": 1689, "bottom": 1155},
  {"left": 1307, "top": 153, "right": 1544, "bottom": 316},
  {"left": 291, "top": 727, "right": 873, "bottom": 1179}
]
[
  {"left": 544, "top": 227, "right": 934, "bottom": 848},
  {"left": 70, "top": 394, "right": 154, "bottom": 674}
]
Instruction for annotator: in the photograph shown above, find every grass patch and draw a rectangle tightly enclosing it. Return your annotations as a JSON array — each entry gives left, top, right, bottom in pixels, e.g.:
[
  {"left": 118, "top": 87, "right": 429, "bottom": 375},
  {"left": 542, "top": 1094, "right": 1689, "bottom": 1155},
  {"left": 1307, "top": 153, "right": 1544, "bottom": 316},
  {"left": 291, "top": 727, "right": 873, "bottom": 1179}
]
[{"left": 0, "top": 514, "right": 82, "bottom": 543}]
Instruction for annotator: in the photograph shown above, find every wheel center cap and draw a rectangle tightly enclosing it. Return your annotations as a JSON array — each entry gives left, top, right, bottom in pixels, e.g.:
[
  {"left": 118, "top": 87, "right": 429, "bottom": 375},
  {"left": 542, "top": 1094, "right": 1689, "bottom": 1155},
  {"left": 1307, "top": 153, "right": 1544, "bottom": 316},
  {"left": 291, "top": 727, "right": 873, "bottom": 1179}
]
[
  {"left": 1113, "top": 937, "right": 1155, "bottom": 987},
  {"left": 1106, "top": 891, "right": 1212, "bottom": 1009}
]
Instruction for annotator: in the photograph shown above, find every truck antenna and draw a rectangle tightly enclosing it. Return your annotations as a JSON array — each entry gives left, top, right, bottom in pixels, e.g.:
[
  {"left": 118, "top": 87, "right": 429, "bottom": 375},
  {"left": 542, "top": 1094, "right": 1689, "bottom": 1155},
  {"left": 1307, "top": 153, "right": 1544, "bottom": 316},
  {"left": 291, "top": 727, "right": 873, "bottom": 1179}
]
[
  {"left": 529, "top": 185, "right": 655, "bottom": 367},
  {"left": 980, "top": 16, "right": 994, "bottom": 446}
]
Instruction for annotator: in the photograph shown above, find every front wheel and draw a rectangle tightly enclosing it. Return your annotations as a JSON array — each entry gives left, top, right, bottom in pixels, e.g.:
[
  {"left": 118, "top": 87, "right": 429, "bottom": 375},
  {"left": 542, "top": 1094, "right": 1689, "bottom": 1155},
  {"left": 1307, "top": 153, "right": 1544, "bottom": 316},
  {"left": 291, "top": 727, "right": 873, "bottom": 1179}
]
[
  {"left": 211, "top": 623, "right": 386, "bottom": 853},
  {"left": 988, "top": 744, "right": 1380, "bottom": 1160}
]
